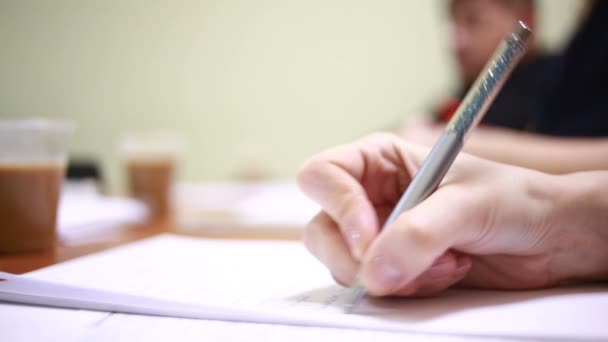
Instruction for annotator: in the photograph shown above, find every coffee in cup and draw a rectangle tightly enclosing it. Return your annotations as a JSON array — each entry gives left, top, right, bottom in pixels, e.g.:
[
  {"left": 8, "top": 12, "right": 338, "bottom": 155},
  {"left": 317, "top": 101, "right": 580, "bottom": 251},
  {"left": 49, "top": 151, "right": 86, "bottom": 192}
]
[{"left": 0, "top": 119, "right": 72, "bottom": 253}]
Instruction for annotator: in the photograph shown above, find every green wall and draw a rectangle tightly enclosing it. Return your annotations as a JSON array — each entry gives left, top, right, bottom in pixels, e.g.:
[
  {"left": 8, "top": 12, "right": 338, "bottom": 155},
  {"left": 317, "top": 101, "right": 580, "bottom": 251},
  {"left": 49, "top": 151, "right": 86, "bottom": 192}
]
[{"left": 0, "top": 0, "right": 583, "bottom": 192}]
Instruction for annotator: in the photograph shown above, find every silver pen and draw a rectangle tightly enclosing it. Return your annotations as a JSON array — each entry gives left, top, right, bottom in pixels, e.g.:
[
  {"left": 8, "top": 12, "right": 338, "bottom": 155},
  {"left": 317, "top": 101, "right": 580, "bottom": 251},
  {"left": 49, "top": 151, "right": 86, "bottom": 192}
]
[{"left": 344, "top": 21, "right": 533, "bottom": 313}]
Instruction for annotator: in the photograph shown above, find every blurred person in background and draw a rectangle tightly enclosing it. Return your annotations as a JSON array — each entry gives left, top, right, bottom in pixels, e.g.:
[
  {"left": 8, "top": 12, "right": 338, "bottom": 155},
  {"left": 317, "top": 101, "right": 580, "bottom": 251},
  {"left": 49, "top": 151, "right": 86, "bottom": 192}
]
[
  {"left": 436, "top": 0, "right": 550, "bottom": 130},
  {"left": 402, "top": 0, "right": 608, "bottom": 174}
]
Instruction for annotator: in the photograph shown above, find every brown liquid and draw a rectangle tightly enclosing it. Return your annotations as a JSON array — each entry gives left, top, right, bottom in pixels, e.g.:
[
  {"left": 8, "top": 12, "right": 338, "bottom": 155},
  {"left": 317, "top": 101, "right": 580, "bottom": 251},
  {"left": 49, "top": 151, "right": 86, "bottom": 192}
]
[
  {"left": 127, "top": 159, "right": 174, "bottom": 222},
  {"left": 0, "top": 163, "right": 64, "bottom": 253}
]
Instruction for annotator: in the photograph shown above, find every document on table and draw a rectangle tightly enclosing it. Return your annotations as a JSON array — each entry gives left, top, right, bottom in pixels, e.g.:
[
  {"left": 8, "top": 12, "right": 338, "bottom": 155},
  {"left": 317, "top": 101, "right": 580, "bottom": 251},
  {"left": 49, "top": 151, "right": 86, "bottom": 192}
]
[
  {"left": 58, "top": 191, "right": 147, "bottom": 243},
  {"left": 1, "top": 234, "right": 607, "bottom": 341}
]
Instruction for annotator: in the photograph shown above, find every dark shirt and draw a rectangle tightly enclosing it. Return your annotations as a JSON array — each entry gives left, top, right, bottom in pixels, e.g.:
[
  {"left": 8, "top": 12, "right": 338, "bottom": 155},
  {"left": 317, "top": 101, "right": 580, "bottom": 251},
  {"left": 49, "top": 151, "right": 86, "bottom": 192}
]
[
  {"left": 476, "top": 55, "right": 557, "bottom": 131},
  {"left": 437, "top": 1, "right": 608, "bottom": 137},
  {"left": 481, "top": 55, "right": 556, "bottom": 131},
  {"left": 532, "top": 0, "right": 608, "bottom": 137},
  {"left": 436, "top": 55, "right": 558, "bottom": 131}
]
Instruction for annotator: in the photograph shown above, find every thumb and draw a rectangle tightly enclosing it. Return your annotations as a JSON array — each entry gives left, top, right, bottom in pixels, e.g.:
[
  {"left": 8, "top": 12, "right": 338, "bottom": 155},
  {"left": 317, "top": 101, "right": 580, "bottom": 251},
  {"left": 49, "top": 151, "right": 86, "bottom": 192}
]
[{"left": 359, "top": 187, "right": 483, "bottom": 296}]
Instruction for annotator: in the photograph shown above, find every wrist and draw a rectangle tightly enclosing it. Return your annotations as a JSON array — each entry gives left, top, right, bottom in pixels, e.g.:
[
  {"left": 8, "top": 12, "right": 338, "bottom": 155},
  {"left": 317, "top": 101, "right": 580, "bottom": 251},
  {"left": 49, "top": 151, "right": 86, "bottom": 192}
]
[{"left": 547, "top": 172, "right": 608, "bottom": 284}]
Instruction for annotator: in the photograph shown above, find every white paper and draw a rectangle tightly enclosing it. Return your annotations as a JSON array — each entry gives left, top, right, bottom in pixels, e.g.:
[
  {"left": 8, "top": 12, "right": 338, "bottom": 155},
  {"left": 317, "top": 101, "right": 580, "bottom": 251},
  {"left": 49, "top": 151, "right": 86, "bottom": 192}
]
[
  {"left": 1, "top": 234, "right": 607, "bottom": 341},
  {"left": 58, "top": 192, "right": 148, "bottom": 242}
]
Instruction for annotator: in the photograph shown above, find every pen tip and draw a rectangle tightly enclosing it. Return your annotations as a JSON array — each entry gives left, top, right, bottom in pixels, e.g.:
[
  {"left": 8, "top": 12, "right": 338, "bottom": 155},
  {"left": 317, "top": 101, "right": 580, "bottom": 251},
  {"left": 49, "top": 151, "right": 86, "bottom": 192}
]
[{"left": 343, "top": 285, "right": 366, "bottom": 314}]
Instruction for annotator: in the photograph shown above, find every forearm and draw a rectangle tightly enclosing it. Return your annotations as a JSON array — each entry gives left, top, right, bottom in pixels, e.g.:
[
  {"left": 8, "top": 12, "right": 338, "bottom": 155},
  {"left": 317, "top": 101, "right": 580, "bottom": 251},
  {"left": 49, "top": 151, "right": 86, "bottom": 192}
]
[
  {"left": 547, "top": 171, "right": 608, "bottom": 283},
  {"left": 465, "top": 128, "right": 608, "bottom": 174}
]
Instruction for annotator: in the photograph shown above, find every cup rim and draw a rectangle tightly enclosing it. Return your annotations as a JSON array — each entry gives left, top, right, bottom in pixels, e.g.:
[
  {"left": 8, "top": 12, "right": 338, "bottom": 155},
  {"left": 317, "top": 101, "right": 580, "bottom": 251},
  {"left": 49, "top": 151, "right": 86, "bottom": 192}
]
[{"left": 0, "top": 118, "right": 74, "bottom": 132}]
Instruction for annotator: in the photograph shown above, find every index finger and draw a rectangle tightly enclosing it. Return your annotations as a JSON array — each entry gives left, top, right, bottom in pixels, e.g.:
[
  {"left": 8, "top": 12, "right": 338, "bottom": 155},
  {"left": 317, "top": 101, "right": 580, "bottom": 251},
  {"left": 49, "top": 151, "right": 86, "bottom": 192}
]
[
  {"left": 298, "top": 143, "right": 378, "bottom": 260},
  {"left": 297, "top": 133, "right": 424, "bottom": 260}
]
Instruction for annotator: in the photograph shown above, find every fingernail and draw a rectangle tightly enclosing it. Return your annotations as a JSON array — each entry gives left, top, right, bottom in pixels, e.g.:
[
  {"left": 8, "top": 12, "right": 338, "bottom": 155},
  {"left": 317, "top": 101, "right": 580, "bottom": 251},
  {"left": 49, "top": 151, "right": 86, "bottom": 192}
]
[
  {"left": 370, "top": 256, "right": 403, "bottom": 290},
  {"left": 346, "top": 229, "right": 363, "bottom": 259}
]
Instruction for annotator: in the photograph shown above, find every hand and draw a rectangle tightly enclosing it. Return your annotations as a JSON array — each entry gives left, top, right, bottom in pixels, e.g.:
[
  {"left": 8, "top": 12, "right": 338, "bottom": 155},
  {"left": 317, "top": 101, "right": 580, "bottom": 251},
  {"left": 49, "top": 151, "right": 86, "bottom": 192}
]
[{"left": 297, "top": 133, "right": 608, "bottom": 297}]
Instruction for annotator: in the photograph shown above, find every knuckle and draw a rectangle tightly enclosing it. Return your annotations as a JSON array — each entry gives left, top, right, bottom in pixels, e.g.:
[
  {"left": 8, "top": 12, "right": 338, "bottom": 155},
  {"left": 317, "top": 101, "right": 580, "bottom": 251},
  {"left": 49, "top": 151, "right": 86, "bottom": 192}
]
[
  {"left": 334, "top": 191, "right": 358, "bottom": 224},
  {"left": 335, "top": 188, "right": 371, "bottom": 228},
  {"left": 296, "top": 157, "right": 324, "bottom": 190},
  {"left": 402, "top": 218, "right": 438, "bottom": 249}
]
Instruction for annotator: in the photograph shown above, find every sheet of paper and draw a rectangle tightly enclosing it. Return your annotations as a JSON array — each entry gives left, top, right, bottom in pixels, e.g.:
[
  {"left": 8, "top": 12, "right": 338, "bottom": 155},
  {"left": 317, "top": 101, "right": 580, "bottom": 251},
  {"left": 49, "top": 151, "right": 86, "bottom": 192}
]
[
  {"left": 58, "top": 191, "right": 147, "bottom": 243},
  {"left": 1, "top": 234, "right": 606, "bottom": 341}
]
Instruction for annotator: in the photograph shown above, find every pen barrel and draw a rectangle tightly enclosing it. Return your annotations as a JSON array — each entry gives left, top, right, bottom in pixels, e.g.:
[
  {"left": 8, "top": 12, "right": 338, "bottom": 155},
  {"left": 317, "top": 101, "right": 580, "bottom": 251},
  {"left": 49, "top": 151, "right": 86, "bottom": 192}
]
[
  {"left": 384, "top": 22, "right": 532, "bottom": 229},
  {"left": 447, "top": 21, "right": 532, "bottom": 140},
  {"left": 345, "top": 22, "right": 533, "bottom": 313},
  {"left": 384, "top": 131, "right": 462, "bottom": 227}
]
